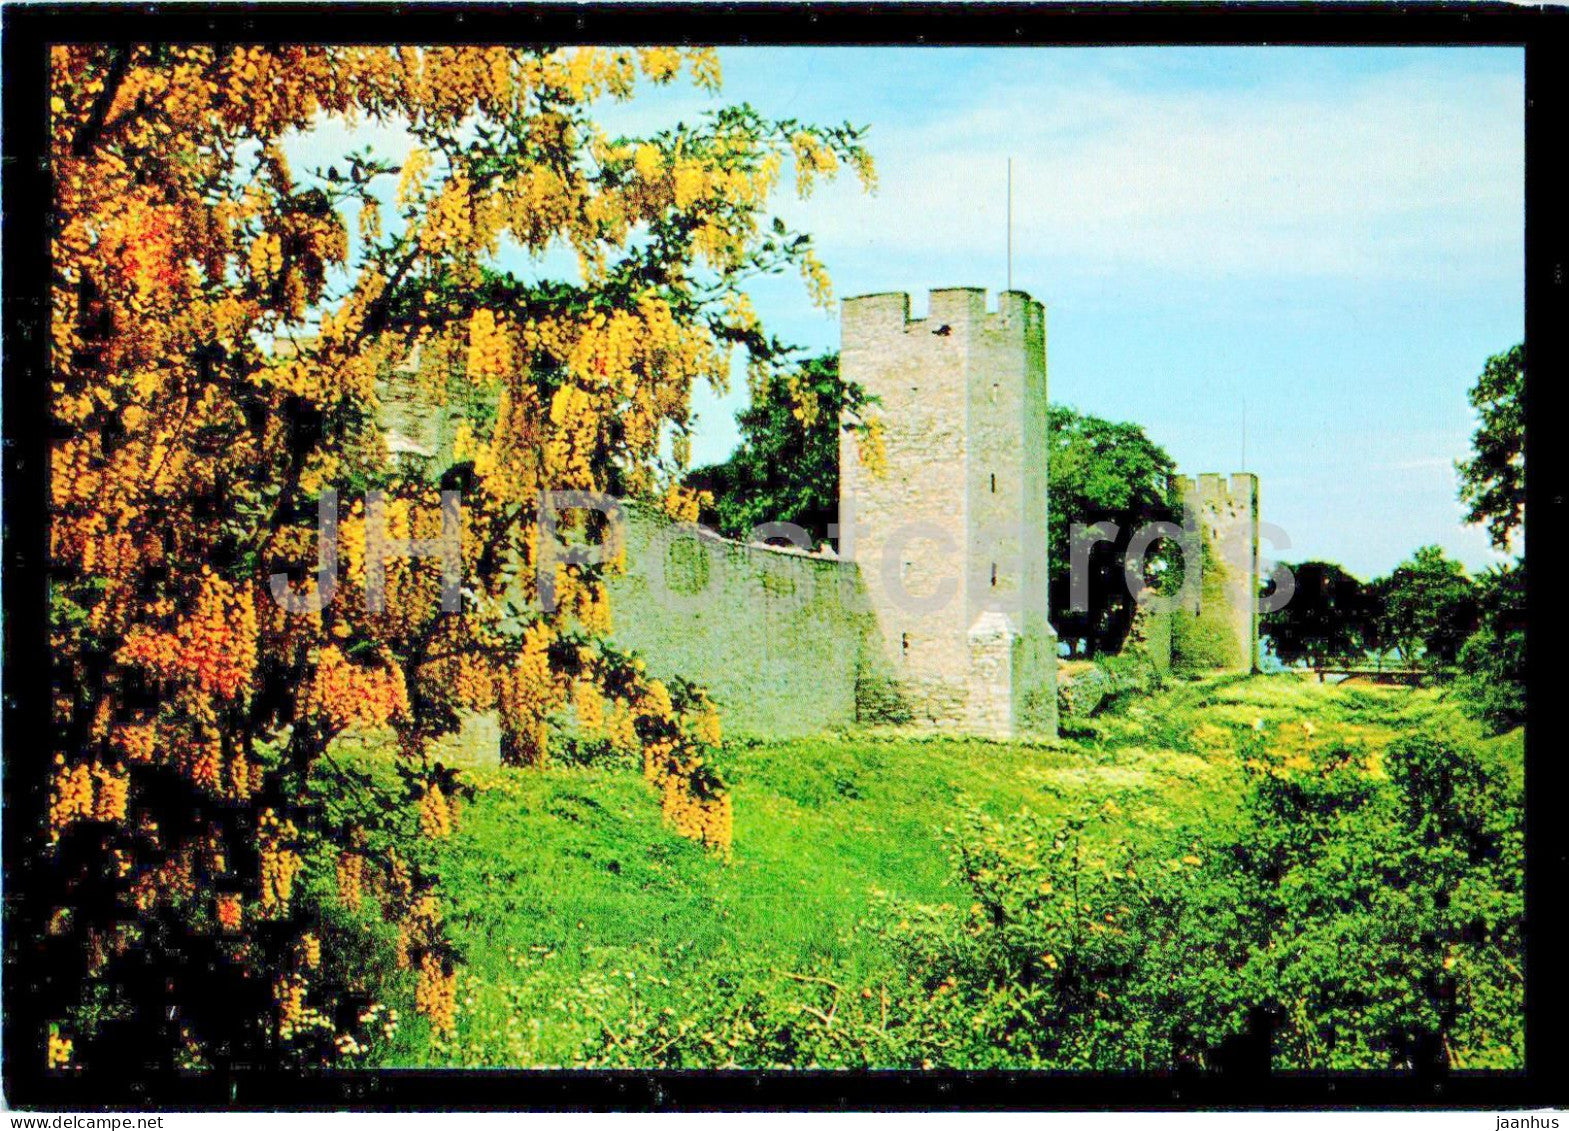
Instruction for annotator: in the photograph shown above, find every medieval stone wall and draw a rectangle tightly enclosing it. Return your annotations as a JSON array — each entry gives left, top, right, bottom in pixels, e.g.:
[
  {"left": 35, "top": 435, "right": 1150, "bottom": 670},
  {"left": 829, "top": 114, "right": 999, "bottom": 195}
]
[
  {"left": 372, "top": 351, "right": 888, "bottom": 745},
  {"left": 603, "top": 504, "right": 880, "bottom": 738},
  {"left": 373, "top": 287, "right": 1257, "bottom": 745},
  {"left": 839, "top": 290, "right": 975, "bottom": 725},
  {"left": 380, "top": 341, "right": 468, "bottom": 467}
]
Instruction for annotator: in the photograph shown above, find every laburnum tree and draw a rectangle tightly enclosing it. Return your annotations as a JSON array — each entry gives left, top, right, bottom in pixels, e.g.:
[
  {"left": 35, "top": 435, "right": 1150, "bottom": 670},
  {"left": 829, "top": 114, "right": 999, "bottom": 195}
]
[{"left": 43, "top": 44, "right": 873, "bottom": 1073}]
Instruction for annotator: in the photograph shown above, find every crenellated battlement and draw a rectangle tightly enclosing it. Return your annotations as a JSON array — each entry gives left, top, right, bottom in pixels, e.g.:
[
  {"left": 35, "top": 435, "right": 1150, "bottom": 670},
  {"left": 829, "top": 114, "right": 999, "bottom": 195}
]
[
  {"left": 841, "top": 287, "right": 1043, "bottom": 342},
  {"left": 1178, "top": 471, "right": 1258, "bottom": 514},
  {"left": 839, "top": 284, "right": 1055, "bottom": 738}
]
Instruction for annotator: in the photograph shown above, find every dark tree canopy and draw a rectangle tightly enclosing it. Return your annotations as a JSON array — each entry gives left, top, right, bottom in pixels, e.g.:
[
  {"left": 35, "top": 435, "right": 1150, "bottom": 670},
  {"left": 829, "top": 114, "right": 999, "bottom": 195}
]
[
  {"left": 1456, "top": 561, "right": 1526, "bottom": 733},
  {"left": 690, "top": 389, "right": 1180, "bottom": 657},
  {"left": 1457, "top": 343, "right": 1524, "bottom": 553},
  {"left": 1448, "top": 344, "right": 1527, "bottom": 728},
  {"left": 1046, "top": 405, "right": 1181, "bottom": 656},
  {"left": 685, "top": 353, "right": 869, "bottom": 548},
  {"left": 1261, "top": 561, "right": 1372, "bottom": 667},
  {"left": 1370, "top": 545, "right": 1479, "bottom": 667}
]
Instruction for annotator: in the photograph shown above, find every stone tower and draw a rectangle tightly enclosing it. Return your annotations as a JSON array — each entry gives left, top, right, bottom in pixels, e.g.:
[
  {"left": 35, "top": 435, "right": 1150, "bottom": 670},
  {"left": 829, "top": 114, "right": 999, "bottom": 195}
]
[
  {"left": 1172, "top": 472, "right": 1260, "bottom": 673},
  {"left": 839, "top": 288, "right": 1057, "bottom": 738}
]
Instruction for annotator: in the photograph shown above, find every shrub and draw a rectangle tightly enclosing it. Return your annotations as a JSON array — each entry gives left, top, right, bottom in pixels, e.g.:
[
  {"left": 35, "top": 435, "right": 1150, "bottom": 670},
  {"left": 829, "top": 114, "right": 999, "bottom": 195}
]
[
  {"left": 1056, "top": 663, "right": 1116, "bottom": 718},
  {"left": 873, "top": 805, "right": 1181, "bottom": 1069},
  {"left": 1171, "top": 607, "right": 1241, "bottom": 672},
  {"left": 1058, "top": 654, "right": 1162, "bottom": 719},
  {"left": 1454, "top": 563, "right": 1525, "bottom": 735},
  {"left": 1154, "top": 727, "right": 1522, "bottom": 1070},
  {"left": 866, "top": 725, "right": 1524, "bottom": 1071}
]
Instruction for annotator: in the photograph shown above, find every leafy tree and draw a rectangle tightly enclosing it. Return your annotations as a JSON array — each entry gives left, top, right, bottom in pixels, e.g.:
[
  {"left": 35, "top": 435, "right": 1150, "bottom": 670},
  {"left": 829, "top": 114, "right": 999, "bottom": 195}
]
[
  {"left": 1261, "top": 561, "right": 1372, "bottom": 668},
  {"left": 1456, "top": 344, "right": 1525, "bottom": 553},
  {"left": 1455, "top": 562, "right": 1526, "bottom": 734},
  {"left": 42, "top": 44, "right": 869, "bottom": 1073},
  {"left": 1046, "top": 405, "right": 1181, "bottom": 656},
  {"left": 1453, "top": 344, "right": 1526, "bottom": 732},
  {"left": 685, "top": 352, "right": 875, "bottom": 548},
  {"left": 1371, "top": 546, "right": 1478, "bottom": 667}
]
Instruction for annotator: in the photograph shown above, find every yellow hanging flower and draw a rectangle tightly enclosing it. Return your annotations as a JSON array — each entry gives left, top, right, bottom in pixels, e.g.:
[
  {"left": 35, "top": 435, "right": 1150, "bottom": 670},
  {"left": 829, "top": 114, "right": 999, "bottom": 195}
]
[
  {"left": 395, "top": 147, "right": 432, "bottom": 208},
  {"left": 633, "top": 143, "right": 663, "bottom": 183},
  {"left": 47, "top": 1025, "right": 73, "bottom": 1070},
  {"left": 465, "top": 308, "right": 511, "bottom": 383}
]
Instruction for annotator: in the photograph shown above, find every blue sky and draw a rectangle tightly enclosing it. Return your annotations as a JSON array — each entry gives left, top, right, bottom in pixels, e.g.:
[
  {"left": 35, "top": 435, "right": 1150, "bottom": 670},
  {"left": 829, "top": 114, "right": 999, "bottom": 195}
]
[
  {"left": 663, "top": 47, "right": 1524, "bottom": 580},
  {"left": 292, "top": 47, "right": 1523, "bottom": 580}
]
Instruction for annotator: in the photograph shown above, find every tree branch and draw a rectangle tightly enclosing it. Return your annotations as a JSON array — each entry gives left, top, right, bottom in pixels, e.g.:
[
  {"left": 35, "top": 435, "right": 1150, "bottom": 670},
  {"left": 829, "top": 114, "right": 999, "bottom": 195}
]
[{"left": 71, "top": 47, "right": 134, "bottom": 158}]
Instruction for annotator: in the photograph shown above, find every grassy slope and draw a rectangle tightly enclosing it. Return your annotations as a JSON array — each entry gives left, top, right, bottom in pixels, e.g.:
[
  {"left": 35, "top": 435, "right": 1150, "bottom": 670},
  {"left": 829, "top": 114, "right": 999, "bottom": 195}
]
[{"left": 359, "top": 674, "right": 1519, "bottom": 1066}]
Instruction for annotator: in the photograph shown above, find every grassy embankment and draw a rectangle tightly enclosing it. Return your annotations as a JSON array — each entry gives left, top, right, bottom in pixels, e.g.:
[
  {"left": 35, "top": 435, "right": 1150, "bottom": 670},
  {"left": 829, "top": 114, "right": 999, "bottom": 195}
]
[{"left": 332, "top": 674, "right": 1519, "bottom": 1067}]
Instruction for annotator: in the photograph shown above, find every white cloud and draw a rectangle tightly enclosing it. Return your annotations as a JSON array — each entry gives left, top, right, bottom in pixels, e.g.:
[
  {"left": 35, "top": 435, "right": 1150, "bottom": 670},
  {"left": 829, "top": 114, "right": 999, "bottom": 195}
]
[{"left": 781, "top": 53, "right": 1523, "bottom": 285}]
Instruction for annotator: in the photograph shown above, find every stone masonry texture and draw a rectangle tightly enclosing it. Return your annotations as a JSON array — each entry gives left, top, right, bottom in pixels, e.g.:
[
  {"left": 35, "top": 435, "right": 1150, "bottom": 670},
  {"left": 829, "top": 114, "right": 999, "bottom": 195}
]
[
  {"left": 374, "top": 286, "right": 1260, "bottom": 751},
  {"left": 1171, "top": 472, "right": 1261, "bottom": 673},
  {"left": 603, "top": 504, "right": 879, "bottom": 738},
  {"left": 838, "top": 288, "right": 1059, "bottom": 739}
]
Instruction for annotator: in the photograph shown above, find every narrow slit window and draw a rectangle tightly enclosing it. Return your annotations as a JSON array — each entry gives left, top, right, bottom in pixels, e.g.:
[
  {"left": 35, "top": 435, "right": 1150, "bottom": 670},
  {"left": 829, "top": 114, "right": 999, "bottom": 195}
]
[
  {"left": 901, "top": 632, "right": 910, "bottom": 657},
  {"left": 991, "top": 563, "right": 998, "bottom": 588},
  {"left": 990, "top": 473, "right": 996, "bottom": 494}
]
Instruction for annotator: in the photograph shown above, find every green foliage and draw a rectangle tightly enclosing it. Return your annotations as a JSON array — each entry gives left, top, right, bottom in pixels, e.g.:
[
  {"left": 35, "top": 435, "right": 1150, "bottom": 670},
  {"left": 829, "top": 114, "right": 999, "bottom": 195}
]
[
  {"left": 1157, "top": 728, "right": 1521, "bottom": 1070},
  {"left": 1455, "top": 561, "right": 1526, "bottom": 734},
  {"left": 1047, "top": 405, "right": 1182, "bottom": 656},
  {"left": 685, "top": 353, "right": 871, "bottom": 548},
  {"left": 1449, "top": 343, "right": 1526, "bottom": 734},
  {"left": 1262, "top": 560, "right": 1374, "bottom": 667},
  {"left": 1170, "top": 544, "right": 1243, "bottom": 671},
  {"left": 869, "top": 725, "right": 1522, "bottom": 1071},
  {"left": 1057, "top": 653, "right": 1162, "bottom": 719},
  {"left": 1457, "top": 344, "right": 1525, "bottom": 553},
  {"left": 1370, "top": 546, "right": 1479, "bottom": 667},
  {"left": 1056, "top": 664, "right": 1117, "bottom": 718},
  {"left": 334, "top": 674, "right": 1519, "bottom": 1071},
  {"left": 875, "top": 805, "right": 1177, "bottom": 1069},
  {"left": 1170, "top": 610, "right": 1239, "bottom": 673}
]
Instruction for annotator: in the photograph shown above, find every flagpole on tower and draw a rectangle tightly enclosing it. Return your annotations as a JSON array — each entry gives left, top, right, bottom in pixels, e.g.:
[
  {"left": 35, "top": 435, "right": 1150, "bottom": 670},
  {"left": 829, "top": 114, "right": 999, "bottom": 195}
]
[
  {"left": 1242, "top": 395, "right": 1248, "bottom": 471},
  {"left": 1006, "top": 157, "right": 1013, "bottom": 293}
]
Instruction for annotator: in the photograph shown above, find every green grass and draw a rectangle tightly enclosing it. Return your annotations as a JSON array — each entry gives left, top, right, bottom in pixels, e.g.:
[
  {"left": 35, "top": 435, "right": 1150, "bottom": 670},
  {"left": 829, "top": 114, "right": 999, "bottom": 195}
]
[{"left": 343, "top": 673, "right": 1516, "bottom": 1066}]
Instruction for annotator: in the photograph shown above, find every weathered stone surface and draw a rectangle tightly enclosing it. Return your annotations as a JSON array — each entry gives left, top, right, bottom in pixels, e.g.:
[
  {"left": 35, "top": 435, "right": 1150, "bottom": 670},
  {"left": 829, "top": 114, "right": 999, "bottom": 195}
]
[
  {"left": 365, "top": 286, "right": 1260, "bottom": 742},
  {"left": 839, "top": 288, "right": 1058, "bottom": 738},
  {"left": 380, "top": 340, "right": 469, "bottom": 469},
  {"left": 1171, "top": 472, "right": 1260, "bottom": 673},
  {"left": 604, "top": 503, "right": 880, "bottom": 738}
]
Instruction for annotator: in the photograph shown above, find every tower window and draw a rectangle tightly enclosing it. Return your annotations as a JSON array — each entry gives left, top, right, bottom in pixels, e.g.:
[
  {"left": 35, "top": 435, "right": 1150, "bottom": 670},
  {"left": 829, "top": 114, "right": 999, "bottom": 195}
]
[
  {"left": 990, "top": 473, "right": 996, "bottom": 494},
  {"left": 992, "top": 382, "right": 999, "bottom": 404},
  {"left": 901, "top": 632, "right": 910, "bottom": 657},
  {"left": 991, "top": 563, "right": 998, "bottom": 588}
]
